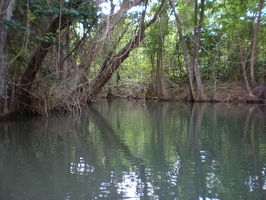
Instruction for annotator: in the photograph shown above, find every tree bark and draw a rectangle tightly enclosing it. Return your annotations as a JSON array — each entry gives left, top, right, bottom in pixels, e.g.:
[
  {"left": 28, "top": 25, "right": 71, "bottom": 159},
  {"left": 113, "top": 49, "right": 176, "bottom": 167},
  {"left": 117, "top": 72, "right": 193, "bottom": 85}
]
[
  {"left": 0, "top": 0, "right": 15, "bottom": 114},
  {"left": 192, "top": 0, "right": 207, "bottom": 101},
  {"left": 250, "top": 0, "right": 264, "bottom": 87},
  {"left": 84, "top": 0, "right": 143, "bottom": 71},
  {"left": 170, "top": 0, "right": 208, "bottom": 101},
  {"left": 88, "top": 0, "right": 165, "bottom": 100},
  {"left": 89, "top": 24, "right": 146, "bottom": 99},
  {"left": 169, "top": 0, "right": 195, "bottom": 101},
  {"left": 147, "top": 15, "right": 167, "bottom": 99},
  {"left": 239, "top": 47, "right": 259, "bottom": 101},
  {"left": 211, "top": 39, "right": 221, "bottom": 101},
  {"left": 19, "top": 16, "right": 67, "bottom": 107},
  {"left": 155, "top": 39, "right": 166, "bottom": 99}
]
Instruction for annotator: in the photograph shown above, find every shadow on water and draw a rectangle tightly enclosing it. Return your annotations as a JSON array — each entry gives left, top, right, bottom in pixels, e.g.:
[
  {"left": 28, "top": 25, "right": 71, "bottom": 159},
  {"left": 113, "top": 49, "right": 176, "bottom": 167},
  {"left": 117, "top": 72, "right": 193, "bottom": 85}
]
[{"left": 0, "top": 99, "right": 266, "bottom": 199}]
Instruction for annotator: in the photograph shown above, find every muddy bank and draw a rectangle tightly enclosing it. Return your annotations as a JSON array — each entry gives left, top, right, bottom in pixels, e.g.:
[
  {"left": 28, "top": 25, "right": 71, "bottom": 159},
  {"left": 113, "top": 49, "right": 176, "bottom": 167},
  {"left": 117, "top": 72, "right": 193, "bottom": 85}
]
[{"left": 104, "top": 82, "right": 266, "bottom": 103}]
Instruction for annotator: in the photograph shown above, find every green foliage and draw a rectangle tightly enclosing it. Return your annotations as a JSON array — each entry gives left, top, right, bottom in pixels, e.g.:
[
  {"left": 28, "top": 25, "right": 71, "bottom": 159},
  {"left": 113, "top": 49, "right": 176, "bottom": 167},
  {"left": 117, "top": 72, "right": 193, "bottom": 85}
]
[
  {"left": 3, "top": 0, "right": 266, "bottom": 109},
  {"left": 32, "top": 5, "right": 59, "bottom": 16},
  {"left": 30, "top": 0, "right": 98, "bottom": 27},
  {"left": 0, "top": 19, "right": 25, "bottom": 31},
  {"left": 115, "top": 0, "right": 266, "bottom": 88}
]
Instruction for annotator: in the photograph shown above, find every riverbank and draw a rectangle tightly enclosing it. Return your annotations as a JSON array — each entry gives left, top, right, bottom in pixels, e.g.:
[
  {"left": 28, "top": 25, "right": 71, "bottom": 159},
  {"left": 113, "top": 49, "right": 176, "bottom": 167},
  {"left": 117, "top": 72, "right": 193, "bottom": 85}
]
[
  {"left": 0, "top": 81, "right": 265, "bottom": 119},
  {"left": 105, "top": 82, "right": 265, "bottom": 103}
]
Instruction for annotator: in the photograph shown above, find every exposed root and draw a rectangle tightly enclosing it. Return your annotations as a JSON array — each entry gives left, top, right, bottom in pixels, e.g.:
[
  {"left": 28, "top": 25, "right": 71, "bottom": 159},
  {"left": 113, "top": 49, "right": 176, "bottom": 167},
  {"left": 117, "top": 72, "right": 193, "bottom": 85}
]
[
  {"left": 253, "top": 84, "right": 266, "bottom": 101},
  {"left": 243, "top": 94, "right": 260, "bottom": 103}
]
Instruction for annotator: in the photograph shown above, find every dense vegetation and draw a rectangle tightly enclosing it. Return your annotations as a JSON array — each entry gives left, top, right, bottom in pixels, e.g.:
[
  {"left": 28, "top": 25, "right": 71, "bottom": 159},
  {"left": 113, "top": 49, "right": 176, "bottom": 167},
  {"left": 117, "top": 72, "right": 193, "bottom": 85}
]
[{"left": 0, "top": 0, "right": 265, "bottom": 115}]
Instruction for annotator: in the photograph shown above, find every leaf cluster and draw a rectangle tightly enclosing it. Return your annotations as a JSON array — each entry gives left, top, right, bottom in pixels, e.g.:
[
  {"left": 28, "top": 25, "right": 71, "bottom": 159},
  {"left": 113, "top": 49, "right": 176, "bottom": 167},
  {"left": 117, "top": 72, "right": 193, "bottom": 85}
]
[
  {"left": 33, "top": 0, "right": 98, "bottom": 26},
  {"left": 0, "top": 19, "right": 25, "bottom": 32}
]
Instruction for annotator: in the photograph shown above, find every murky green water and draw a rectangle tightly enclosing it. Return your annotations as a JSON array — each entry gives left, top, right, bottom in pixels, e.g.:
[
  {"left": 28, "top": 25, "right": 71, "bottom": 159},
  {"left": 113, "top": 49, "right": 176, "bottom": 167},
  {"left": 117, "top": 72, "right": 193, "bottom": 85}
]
[{"left": 1, "top": 100, "right": 266, "bottom": 200}]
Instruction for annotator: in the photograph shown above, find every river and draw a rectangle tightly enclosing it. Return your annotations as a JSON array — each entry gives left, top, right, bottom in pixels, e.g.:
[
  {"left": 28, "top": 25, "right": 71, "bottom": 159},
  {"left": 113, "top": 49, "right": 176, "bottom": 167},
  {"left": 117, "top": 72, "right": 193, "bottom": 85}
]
[{"left": 0, "top": 99, "right": 266, "bottom": 199}]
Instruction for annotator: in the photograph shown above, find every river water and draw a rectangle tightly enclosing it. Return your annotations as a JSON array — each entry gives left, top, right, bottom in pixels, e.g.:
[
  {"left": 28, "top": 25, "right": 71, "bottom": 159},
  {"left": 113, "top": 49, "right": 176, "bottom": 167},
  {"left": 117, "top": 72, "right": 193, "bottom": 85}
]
[{"left": 0, "top": 99, "right": 266, "bottom": 200}]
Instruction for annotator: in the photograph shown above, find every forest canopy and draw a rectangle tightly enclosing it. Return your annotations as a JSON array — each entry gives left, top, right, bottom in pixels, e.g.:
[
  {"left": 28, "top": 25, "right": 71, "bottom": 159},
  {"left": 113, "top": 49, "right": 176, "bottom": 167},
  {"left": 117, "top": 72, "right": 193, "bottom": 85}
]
[{"left": 0, "top": 0, "right": 265, "bottom": 115}]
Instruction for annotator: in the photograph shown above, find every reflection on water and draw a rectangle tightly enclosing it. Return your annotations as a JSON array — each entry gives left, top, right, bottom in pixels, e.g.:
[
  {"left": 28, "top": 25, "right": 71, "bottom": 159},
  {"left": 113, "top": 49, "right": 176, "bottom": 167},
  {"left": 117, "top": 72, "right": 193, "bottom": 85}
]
[{"left": 0, "top": 100, "right": 266, "bottom": 199}]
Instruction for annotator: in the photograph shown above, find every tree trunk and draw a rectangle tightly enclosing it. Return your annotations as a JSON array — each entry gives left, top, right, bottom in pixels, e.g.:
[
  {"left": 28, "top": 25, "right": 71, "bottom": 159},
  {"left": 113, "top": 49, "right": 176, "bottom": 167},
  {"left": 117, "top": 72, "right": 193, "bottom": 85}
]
[
  {"left": 155, "top": 41, "right": 166, "bottom": 99},
  {"left": 169, "top": 0, "right": 195, "bottom": 101},
  {"left": 147, "top": 17, "right": 166, "bottom": 99},
  {"left": 83, "top": 0, "right": 143, "bottom": 71},
  {"left": 19, "top": 16, "right": 67, "bottom": 107},
  {"left": 145, "top": 50, "right": 156, "bottom": 98},
  {"left": 239, "top": 48, "right": 259, "bottom": 102},
  {"left": 250, "top": 0, "right": 264, "bottom": 87},
  {"left": 170, "top": 0, "right": 208, "bottom": 101},
  {"left": 211, "top": 39, "right": 221, "bottom": 101},
  {"left": 192, "top": 0, "right": 207, "bottom": 101},
  {"left": 88, "top": 1, "right": 165, "bottom": 100},
  {"left": 0, "top": 0, "right": 15, "bottom": 114},
  {"left": 89, "top": 25, "right": 146, "bottom": 99}
]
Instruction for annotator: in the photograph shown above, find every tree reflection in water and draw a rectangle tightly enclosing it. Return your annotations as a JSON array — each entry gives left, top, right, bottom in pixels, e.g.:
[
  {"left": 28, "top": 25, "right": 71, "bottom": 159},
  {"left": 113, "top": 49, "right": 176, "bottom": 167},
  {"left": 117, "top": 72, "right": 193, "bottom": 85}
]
[{"left": 0, "top": 100, "right": 266, "bottom": 199}]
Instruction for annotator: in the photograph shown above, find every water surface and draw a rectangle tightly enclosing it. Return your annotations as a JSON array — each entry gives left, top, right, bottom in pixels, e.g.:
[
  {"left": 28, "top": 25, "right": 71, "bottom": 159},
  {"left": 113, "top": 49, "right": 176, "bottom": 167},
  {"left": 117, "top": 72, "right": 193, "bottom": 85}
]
[{"left": 1, "top": 100, "right": 266, "bottom": 199}]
